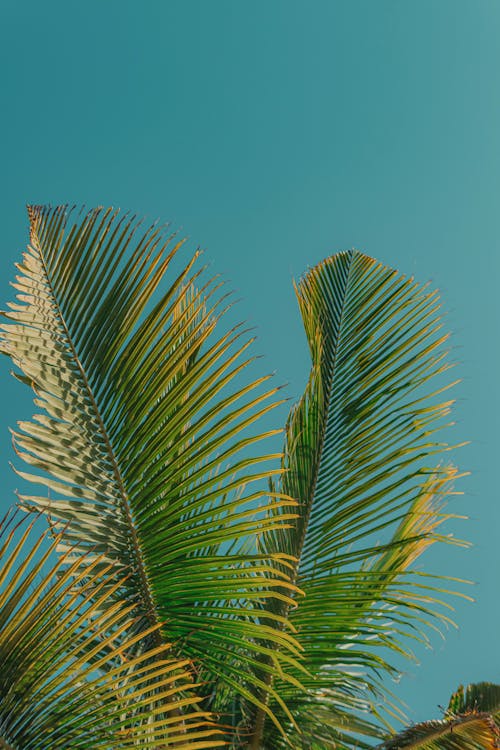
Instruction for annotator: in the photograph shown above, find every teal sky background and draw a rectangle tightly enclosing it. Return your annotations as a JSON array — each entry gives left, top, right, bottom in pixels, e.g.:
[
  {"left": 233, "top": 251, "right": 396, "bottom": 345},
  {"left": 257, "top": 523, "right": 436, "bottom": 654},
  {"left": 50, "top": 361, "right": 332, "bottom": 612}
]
[{"left": 1, "top": 0, "right": 499, "bottom": 729}]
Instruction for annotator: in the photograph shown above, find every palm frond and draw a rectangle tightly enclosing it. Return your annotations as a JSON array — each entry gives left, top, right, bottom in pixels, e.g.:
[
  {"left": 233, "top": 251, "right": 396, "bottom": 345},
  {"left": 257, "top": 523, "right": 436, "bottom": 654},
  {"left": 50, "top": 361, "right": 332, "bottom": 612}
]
[
  {"left": 0, "top": 509, "right": 223, "bottom": 749},
  {"left": 0, "top": 204, "right": 302, "bottom": 740},
  {"left": 255, "top": 251, "right": 466, "bottom": 748},
  {"left": 378, "top": 715, "right": 499, "bottom": 750},
  {"left": 448, "top": 684, "right": 500, "bottom": 725},
  {"left": 378, "top": 682, "right": 500, "bottom": 750}
]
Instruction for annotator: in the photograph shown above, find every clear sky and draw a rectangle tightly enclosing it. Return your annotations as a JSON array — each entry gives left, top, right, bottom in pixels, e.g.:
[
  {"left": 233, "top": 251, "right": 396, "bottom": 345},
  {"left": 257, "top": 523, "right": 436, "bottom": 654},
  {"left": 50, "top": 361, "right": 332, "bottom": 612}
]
[{"left": 1, "top": 0, "right": 498, "bottom": 730}]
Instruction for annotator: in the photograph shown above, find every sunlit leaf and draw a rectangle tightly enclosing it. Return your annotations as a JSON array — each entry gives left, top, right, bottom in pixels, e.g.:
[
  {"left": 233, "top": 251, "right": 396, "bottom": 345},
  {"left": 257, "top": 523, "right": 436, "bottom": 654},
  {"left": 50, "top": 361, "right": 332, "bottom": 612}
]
[{"left": 0, "top": 510, "right": 223, "bottom": 749}]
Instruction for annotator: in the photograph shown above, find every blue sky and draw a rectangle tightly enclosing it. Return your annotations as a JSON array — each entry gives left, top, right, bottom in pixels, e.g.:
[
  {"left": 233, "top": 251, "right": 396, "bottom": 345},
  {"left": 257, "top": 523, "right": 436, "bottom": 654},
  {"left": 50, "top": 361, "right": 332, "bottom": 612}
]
[{"left": 1, "top": 0, "right": 498, "bottom": 728}]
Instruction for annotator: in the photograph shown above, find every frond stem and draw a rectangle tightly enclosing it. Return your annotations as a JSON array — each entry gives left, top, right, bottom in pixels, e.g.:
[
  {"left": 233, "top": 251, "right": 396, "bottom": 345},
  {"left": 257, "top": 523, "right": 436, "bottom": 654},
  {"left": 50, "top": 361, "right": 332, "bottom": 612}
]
[
  {"left": 291, "top": 250, "right": 355, "bottom": 586},
  {"left": 31, "top": 217, "right": 161, "bottom": 643},
  {"left": 248, "top": 254, "right": 355, "bottom": 750}
]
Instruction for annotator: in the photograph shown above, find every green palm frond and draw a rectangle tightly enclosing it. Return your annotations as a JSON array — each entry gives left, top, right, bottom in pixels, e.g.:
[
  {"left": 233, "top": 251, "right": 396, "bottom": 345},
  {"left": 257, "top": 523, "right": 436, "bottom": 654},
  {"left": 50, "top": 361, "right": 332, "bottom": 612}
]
[
  {"left": 0, "top": 204, "right": 303, "bottom": 741},
  {"left": 378, "top": 683, "right": 500, "bottom": 750},
  {"left": 254, "top": 251, "right": 467, "bottom": 748},
  {"left": 0, "top": 509, "right": 224, "bottom": 749}
]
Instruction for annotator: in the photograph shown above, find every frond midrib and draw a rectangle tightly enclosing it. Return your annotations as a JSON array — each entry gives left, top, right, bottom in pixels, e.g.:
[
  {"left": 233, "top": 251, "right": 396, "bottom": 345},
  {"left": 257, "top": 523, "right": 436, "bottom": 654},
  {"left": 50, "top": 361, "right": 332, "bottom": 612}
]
[
  {"left": 291, "top": 250, "right": 356, "bottom": 586},
  {"left": 31, "top": 220, "right": 161, "bottom": 638},
  {"left": 248, "top": 254, "right": 356, "bottom": 750}
]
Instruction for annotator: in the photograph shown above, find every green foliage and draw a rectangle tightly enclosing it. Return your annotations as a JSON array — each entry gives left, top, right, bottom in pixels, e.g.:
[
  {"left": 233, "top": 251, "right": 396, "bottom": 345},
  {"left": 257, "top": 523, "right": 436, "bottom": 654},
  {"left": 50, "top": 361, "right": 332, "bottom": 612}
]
[
  {"left": 250, "top": 252, "right": 469, "bottom": 749},
  {"left": 0, "top": 205, "right": 495, "bottom": 749}
]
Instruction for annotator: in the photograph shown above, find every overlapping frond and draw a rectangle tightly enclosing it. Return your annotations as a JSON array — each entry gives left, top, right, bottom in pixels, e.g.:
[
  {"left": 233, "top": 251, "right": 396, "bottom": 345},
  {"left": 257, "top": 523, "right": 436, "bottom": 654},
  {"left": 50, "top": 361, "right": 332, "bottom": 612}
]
[
  {"left": 256, "top": 251, "right": 465, "bottom": 748},
  {"left": 0, "top": 509, "right": 223, "bottom": 749},
  {"left": 0, "top": 205, "right": 302, "bottom": 741}
]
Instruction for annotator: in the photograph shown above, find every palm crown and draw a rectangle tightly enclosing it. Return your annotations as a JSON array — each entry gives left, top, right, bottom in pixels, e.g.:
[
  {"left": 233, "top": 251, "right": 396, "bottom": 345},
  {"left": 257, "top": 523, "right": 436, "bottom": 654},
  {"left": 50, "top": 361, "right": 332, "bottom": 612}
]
[{"left": 0, "top": 204, "right": 496, "bottom": 750}]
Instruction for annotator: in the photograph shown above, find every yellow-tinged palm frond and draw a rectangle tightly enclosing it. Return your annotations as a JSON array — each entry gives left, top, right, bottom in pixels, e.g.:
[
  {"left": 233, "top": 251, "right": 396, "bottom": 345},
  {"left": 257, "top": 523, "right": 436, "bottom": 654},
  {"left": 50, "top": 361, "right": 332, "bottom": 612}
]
[
  {"left": 378, "top": 682, "right": 500, "bottom": 750},
  {"left": 0, "top": 509, "right": 224, "bottom": 749},
  {"left": 0, "top": 205, "right": 303, "bottom": 742},
  {"left": 253, "top": 251, "right": 467, "bottom": 749},
  {"left": 377, "top": 715, "right": 499, "bottom": 750}
]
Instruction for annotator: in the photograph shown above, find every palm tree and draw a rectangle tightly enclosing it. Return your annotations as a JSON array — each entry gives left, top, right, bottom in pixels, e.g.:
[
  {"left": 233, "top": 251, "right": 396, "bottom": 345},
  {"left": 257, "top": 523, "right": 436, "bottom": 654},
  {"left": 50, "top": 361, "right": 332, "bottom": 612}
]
[{"left": 0, "top": 204, "right": 496, "bottom": 749}]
